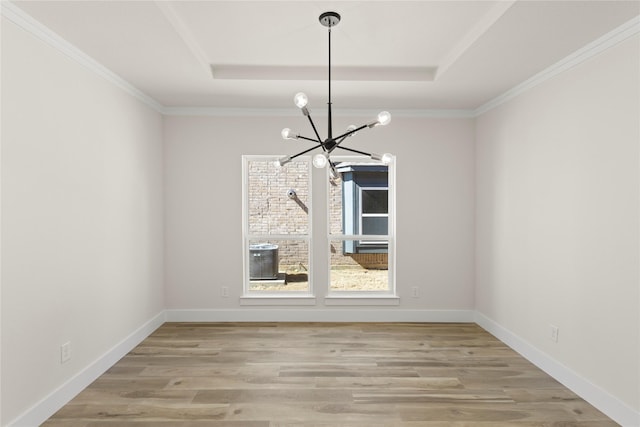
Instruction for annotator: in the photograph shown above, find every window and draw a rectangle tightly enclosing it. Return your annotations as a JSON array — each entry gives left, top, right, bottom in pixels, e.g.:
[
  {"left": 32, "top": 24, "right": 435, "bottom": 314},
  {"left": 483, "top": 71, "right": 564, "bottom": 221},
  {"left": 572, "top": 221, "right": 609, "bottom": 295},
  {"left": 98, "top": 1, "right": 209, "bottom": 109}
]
[
  {"left": 328, "top": 159, "right": 395, "bottom": 295},
  {"left": 358, "top": 187, "right": 389, "bottom": 247},
  {"left": 242, "top": 156, "right": 312, "bottom": 297},
  {"left": 242, "top": 155, "right": 395, "bottom": 302}
]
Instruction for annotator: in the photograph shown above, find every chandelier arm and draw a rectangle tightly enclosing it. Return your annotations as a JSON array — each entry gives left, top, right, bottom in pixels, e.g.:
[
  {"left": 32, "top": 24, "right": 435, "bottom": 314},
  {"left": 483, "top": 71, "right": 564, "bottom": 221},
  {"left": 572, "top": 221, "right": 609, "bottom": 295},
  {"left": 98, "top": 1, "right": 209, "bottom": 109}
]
[
  {"left": 330, "top": 135, "right": 350, "bottom": 152},
  {"left": 333, "top": 124, "right": 369, "bottom": 141},
  {"left": 305, "top": 114, "right": 324, "bottom": 144},
  {"left": 289, "top": 143, "right": 325, "bottom": 161},
  {"left": 334, "top": 146, "right": 372, "bottom": 157},
  {"left": 335, "top": 136, "right": 349, "bottom": 145},
  {"left": 297, "top": 135, "right": 322, "bottom": 143}
]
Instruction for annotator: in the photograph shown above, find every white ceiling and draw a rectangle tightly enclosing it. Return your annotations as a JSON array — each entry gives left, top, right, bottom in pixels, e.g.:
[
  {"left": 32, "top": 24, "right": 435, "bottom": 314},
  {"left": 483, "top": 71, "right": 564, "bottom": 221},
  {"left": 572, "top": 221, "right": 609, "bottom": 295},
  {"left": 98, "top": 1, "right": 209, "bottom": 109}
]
[{"left": 9, "top": 0, "right": 640, "bottom": 112}]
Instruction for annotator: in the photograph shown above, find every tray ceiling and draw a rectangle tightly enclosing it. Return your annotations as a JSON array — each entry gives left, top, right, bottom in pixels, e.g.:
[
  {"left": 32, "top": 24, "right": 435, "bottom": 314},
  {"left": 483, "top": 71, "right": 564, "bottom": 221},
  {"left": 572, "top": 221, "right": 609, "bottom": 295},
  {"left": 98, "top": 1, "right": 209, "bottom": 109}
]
[{"left": 8, "top": 1, "right": 640, "bottom": 112}]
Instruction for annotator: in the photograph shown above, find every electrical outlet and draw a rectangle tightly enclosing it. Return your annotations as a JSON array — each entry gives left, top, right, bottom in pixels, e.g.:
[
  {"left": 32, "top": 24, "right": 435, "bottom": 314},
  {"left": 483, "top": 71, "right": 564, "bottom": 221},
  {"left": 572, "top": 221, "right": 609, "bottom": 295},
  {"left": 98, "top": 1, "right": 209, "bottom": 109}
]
[
  {"left": 550, "top": 325, "right": 559, "bottom": 343},
  {"left": 60, "top": 342, "right": 72, "bottom": 363},
  {"left": 412, "top": 286, "right": 419, "bottom": 298},
  {"left": 221, "top": 286, "right": 229, "bottom": 298}
]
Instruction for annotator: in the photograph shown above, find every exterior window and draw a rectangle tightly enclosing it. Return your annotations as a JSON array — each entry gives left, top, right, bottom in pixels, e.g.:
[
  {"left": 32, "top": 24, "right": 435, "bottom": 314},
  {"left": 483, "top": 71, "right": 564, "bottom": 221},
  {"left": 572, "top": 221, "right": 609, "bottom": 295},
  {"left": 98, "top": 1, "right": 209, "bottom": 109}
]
[
  {"left": 242, "top": 156, "right": 311, "bottom": 295},
  {"left": 359, "top": 187, "right": 388, "bottom": 247}
]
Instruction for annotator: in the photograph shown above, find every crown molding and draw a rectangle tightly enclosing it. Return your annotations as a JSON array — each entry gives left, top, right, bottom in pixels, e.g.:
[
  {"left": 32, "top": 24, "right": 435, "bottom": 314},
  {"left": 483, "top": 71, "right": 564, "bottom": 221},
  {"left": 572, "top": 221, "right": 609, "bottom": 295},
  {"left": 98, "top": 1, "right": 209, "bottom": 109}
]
[
  {"left": 160, "top": 106, "right": 476, "bottom": 118},
  {"left": 392, "top": 109, "right": 476, "bottom": 119},
  {"left": 1, "top": 0, "right": 164, "bottom": 113},
  {"left": 159, "top": 107, "right": 297, "bottom": 117},
  {"left": 474, "top": 14, "right": 640, "bottom": 116}
]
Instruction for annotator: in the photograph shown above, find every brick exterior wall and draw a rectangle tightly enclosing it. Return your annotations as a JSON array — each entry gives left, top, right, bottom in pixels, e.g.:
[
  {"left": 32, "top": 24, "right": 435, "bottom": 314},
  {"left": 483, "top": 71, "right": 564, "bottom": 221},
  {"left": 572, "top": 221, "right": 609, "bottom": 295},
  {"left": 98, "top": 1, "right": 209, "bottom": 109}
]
[
  {"left": 248, "top": 158, "right": 387, "bottom": 270},
  {"left": 248, "top": 160, "right": 309, "bottom": 236}
]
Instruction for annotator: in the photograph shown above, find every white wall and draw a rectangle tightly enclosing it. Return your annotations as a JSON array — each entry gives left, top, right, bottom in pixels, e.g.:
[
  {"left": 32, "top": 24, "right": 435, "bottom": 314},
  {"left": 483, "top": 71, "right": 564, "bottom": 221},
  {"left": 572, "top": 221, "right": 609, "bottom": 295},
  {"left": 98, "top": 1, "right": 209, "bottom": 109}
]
[
  {"left": 1, "top": 18, "right": 165, "bottom": 425},
  {"left": 475, "top": 34, "right": 639, "bottom": 417},
  {"left": 163, "top": 115, "right": 475, "bottom": 316},
  {"left": 4, "top": 3, "right": 636, "bottom": 425}
]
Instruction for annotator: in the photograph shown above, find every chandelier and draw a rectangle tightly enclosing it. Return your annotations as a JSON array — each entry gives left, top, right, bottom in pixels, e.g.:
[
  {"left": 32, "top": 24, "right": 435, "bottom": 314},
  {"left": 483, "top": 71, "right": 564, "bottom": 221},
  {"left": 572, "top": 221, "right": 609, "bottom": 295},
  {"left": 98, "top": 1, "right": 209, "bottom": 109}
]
[{"left": 277, "top": 11, "right": 392, "bottom": 180}]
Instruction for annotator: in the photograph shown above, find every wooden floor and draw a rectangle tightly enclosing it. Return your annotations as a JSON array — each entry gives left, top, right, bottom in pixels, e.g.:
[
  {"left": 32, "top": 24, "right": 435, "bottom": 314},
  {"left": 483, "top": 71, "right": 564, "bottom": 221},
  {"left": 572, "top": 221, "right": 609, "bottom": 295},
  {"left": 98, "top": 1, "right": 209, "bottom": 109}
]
[{"left": 43, "top": 323, "right": 617, "bottom": 426}]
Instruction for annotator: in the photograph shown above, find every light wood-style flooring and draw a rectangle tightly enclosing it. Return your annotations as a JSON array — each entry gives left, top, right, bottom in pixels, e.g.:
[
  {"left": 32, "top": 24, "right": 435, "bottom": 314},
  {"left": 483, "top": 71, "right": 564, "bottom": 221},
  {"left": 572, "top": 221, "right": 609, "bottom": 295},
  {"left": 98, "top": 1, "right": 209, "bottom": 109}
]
[{"left": 43, "top": 322, "right": 617, "bottom": 426}]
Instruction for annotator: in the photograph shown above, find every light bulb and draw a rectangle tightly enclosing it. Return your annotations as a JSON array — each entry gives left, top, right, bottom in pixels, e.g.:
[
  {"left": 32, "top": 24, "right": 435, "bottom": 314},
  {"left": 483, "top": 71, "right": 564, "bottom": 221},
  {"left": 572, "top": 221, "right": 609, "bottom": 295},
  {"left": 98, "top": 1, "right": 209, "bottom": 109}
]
[
  {"left": 294, "top": 92, "right": 308, "bottom": 109},
  {"left": 281, "top": 128, "right": 297, "bottom": 140},
  {"left": 370, "top": 152, "right": 393, "bottom": 164},
  {"left": 346, "top": 124, "right": 358, "bottom": 137},
  {"left": 313, "top": 153, "right": 328, "bottom": 168},
  {"left": 377, "top": 111, "right": 391, "bottom": 126}
]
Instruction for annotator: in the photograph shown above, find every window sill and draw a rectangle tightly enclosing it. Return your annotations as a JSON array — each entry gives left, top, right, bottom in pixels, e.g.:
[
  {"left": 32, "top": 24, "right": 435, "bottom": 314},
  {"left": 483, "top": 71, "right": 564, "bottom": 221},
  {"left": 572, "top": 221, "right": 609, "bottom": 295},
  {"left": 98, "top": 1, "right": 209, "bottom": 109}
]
[
  {"left": 240, "top": 295, "right": 317, "bottom": 306},
  {"left": 324, "top": 295, "right": 400, "bottom": 306}
]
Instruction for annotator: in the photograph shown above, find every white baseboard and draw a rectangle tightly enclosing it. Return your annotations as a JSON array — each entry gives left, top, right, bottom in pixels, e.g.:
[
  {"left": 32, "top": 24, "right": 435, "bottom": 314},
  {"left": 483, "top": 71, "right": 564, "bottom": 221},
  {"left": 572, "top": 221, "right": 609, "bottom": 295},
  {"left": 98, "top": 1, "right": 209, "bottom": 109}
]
[
  {"left": 475, "top": 312, "right": 640, "bottom": 427},
  {"left": 164, "top": 308, "right": 476, "bottom": 323},
  {"left": 7, "top": 311, "right": 166, "bottom": 427},
  {"left": 8, "top": 310, "right": 637, "bottom": 427}
]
